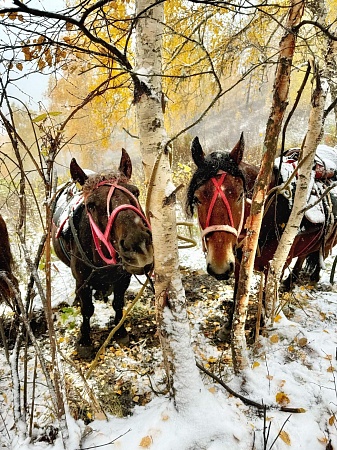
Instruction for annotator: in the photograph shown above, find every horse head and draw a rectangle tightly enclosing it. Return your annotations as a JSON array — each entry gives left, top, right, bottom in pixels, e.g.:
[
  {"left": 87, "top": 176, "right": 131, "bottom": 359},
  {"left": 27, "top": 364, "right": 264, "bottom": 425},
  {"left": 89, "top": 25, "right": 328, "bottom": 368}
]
[
  {"left": 70, "top": 149, "right": 153, "bottom": 275},
  {"left": 187, "top": 134, "right": 246, "bottom": 280}
]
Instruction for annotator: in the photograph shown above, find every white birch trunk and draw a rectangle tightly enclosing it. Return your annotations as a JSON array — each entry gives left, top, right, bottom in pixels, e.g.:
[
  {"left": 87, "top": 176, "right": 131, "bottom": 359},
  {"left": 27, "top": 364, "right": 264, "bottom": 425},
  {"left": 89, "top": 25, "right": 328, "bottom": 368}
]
[
  {"left": 266, "top": 67, "right": 327, "bottom": 320},
  {"left": 135, "top": 0, "right": 205, "bottom": 406}
]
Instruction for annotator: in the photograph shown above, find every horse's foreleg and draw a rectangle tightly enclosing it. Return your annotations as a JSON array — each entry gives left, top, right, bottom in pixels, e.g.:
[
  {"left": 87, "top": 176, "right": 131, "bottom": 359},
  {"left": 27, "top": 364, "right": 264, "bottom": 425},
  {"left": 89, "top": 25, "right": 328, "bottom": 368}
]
[
  {"left": 281, "top": 256, "right": 305, "bottom": 291},
  {"left": 78, "top": 285, "right": 94, "bottom": 347},
  {"left": 112, "top": 275, "right": 131, "bottom": 341}
]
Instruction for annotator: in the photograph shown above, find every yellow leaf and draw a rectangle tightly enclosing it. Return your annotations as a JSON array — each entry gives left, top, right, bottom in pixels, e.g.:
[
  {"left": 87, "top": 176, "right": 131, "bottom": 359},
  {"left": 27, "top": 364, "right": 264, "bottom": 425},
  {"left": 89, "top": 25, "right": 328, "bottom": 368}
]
[
  {"left": 38, "top": 58, "right": 46, "bottom": 71},
  {"left": 274, "top": 314, "right": 282, "bottom": 322},
  {"left": 208, "top": 357, "right": 217, "bottom": 363},
  {"left": 276, "top": 392, "right": 290, "bottom": 406},
  {"left": 266, "top": 375, "right": 274, "bottom": 380},
  {"left": 329, "top": 415, "right": 335, "bottom": 426},
  {"left": 279, "top": 430, "right": 291, "bottom": 445},
  {"left": 161, "top": 414, "right": 169, "bottom": 421},
  {"left": 270, "top": 334, "right": 279, "bottom": 344},
  {"left": 208, "top": 387, "right": 216, "bottom": 394},
  {"left": 298, "top": 337, "right": 308, "bottom": 347},
  {"left": 327, "top": 366, "right": 336, "bottom": 372},
  {"left": 139, "top": 436, "right": 152, "bottom": 447},
  {"left": 8, "top": 12, "right": 17, "bottom": 20},
  {"left": 16, "top": 62, "right": 23, "bottom": 71},
  {"left": 252, "top": 361, "right": 260, "bottom": 369},
  {"left": 317, "top": 436, "right": 328, "bottom": 444},
  {"left": 288, "top": 345, "right": 295, "bottom": 352},
  {"left": 325, "top": 355, "right": 332, "bottom": 361}
]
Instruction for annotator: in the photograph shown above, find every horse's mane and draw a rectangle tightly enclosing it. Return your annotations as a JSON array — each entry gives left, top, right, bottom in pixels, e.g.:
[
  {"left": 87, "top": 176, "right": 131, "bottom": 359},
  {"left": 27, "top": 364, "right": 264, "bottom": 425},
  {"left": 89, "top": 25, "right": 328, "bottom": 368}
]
[
  {"left": 186, "top": 151, "right": 246, "bottom": 217},
  {"left": 82, "top": 172, "right": 130, "bottom": 197}
]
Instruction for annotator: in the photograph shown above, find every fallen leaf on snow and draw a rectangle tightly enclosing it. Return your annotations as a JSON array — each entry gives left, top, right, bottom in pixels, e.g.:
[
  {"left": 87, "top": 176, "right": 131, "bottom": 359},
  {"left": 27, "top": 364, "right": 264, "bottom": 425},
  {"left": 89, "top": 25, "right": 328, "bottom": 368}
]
[{"left": 139, "top": 435, "right": 152, "bottom": 447}]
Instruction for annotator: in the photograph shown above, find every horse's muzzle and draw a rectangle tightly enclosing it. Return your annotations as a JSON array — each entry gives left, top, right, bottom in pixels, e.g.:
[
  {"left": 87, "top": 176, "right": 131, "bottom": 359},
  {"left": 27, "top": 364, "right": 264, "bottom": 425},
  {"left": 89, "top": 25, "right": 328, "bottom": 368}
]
[{"left": 207, "top": 262, "right": 234, "bottom": 280}]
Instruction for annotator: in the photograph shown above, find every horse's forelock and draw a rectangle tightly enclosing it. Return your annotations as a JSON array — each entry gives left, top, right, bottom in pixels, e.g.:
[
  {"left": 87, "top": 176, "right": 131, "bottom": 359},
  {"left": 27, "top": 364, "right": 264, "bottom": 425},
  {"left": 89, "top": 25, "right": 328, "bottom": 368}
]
[
  {"left": 186, "top": 151, "right": 245, "bottom": 217},
  {"left": 82, "top": 172, "right": 129, "bottom": 197}
]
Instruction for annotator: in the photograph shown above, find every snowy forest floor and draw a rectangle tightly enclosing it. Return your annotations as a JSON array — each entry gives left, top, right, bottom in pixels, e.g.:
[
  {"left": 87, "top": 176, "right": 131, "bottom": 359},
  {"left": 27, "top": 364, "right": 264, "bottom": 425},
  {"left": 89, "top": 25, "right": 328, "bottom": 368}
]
[{"left": 1, "top": 245, "right": 337, "bottom": 449}]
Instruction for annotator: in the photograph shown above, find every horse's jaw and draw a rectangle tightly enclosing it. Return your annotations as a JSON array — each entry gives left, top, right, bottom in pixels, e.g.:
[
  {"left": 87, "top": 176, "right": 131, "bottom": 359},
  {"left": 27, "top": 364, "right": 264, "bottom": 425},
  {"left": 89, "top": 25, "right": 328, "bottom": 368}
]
[
  {"left": 121, "top": 247, "right": 154, "bottom": 275},
  {"left": 123, "top": 261, "right": 153, "bottom": 275}
]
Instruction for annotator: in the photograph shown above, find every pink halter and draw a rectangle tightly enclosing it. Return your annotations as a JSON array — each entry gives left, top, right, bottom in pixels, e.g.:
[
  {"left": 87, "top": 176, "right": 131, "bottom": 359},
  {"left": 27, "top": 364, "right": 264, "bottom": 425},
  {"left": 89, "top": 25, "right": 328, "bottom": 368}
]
[
  {"left": 200, "top": 171, "right": 245, "bottom": 252},
  {"left": 86, "top": 181, "right": 151, "bottom": 265}
]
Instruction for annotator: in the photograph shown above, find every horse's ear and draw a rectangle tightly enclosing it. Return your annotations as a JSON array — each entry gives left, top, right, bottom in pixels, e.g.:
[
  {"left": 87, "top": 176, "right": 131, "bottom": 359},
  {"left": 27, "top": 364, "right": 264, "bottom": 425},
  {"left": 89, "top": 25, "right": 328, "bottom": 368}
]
[
  {"left": 229, "top": 132, "right": 244, "bottom": 165},
  {"left": 70, "top": 158, "right": 88, "bottom": 186},
  {"left": 191, "top": 137, "right": 205, "bottom": 167},
  {"left": 119, "top": 148, "right": 132, "bottom": 179}
]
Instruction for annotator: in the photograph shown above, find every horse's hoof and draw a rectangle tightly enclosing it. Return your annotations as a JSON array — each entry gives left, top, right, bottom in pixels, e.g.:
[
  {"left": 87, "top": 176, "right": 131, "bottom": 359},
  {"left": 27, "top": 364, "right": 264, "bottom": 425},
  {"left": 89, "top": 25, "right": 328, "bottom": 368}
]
[
  {"left": 76, "top": 343, "right": 95, "bottom": 360},
  {"left": 76, "top": 335, "right": 95, "bottom": 359},
  {"left": 115, "top": 333, "right": 130, "bottom": 346},
  {"left": 216, "top": 325, "right": 231, "bottom": 342}
]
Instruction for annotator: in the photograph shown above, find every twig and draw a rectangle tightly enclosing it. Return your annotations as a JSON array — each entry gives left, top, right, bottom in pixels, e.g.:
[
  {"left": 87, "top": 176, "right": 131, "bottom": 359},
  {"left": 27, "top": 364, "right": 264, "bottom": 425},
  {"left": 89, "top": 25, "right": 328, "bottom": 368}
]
[
  {"left": 196, "top": 361, "right": 305, "bottom": 413},
  {"left": 79, "top": 428, "right": 131, "bottom": 449},
  {"left": 268, "top": 414, "right": 292, "bottom": 449}
]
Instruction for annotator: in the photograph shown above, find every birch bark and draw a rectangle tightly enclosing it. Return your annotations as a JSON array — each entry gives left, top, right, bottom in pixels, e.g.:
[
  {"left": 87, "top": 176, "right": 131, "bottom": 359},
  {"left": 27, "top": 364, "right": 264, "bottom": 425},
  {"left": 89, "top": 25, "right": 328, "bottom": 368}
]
[
  {"left": 231, "top": 0, "right": 305, "bottom": 372},
  {"left": 135, "top": 0, "right": 205, "bottom": 406},
  {"left": 266, "top": 68, "right": 327, "bottom": 320}
]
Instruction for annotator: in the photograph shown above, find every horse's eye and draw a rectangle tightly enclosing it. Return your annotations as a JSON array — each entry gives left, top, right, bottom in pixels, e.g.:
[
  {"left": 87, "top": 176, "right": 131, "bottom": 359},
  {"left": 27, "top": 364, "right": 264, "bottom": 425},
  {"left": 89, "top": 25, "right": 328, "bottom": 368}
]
[
  {"left": 128, "top": 186, "right": 140, "bottom": 197},
  {"left": 86, "top": 202, "right": 95, "bottom": 212}
]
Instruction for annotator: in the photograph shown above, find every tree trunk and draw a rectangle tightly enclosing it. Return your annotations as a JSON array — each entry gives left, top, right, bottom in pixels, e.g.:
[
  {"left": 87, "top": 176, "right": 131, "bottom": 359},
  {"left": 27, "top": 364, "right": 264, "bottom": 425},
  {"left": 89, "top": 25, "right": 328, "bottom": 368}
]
[
  {"left": 231, "top": 0, "right": 305, "bottom": 372},
  {"left": 135, "top": 0, "right": 204, "bottom": 406},
  {"left": 266, "top": 65, "right": 327, "bottom": 320}
]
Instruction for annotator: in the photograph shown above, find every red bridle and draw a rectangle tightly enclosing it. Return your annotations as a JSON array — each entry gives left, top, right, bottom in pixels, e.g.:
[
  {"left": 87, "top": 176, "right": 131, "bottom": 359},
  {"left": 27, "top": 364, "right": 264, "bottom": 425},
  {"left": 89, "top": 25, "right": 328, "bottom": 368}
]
[
  {"left": 86, "top": 181, "right": 151, "bottom": 265},
  {"left": 199, "top": 171, "right": 245, "bottom": 252}
]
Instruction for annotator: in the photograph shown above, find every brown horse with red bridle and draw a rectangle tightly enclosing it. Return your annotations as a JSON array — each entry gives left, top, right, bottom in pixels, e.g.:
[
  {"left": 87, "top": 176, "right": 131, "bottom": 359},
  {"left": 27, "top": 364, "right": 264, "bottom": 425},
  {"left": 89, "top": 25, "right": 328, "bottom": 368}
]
[
  {"left": 52, "top": 149, "right": 153, "bottom": 355},
  {"left": 186, "top": 134, "right": 337, "bottom": 303}
]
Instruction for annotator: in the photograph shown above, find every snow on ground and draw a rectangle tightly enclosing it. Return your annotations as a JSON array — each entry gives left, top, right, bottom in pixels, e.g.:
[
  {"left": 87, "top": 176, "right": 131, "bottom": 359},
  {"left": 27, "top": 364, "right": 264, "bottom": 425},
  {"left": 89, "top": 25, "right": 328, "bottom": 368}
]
[{"left": 1, "top": 244, "right": 337, "bottom": 449}]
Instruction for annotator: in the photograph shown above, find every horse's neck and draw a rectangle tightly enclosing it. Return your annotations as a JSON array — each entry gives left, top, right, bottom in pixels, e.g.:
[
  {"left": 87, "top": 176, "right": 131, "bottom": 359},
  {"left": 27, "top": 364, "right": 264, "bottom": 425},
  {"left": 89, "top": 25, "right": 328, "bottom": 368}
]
[
  {"left": 239, "top": 161, "right": 259, "bottom": 196},
  {"left": 239, "top": 162, "right": 276, "bottom": 238}
]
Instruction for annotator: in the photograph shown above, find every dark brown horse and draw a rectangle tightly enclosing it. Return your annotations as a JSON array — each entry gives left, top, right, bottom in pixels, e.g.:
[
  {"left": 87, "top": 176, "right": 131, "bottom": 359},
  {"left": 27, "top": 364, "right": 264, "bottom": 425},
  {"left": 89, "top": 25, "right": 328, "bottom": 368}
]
[
  {"left": 52, "top": 149, "right": 153, "bottom": 353},
  {"left": 186, "top": 134, "right": 337, "bottom": 301},
  {"left": 0, "top": 213, "right": 19, "bottom": 309}
]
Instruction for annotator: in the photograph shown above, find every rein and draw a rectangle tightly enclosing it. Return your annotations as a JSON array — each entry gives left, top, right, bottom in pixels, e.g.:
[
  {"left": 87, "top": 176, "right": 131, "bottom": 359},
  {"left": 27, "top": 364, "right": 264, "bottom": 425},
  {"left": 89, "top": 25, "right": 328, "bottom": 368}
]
[
  {"left": 87, "top": 181, "right": 151, "bottom": 265},
  {"left": 200, "top": 171, "right": 245, "bottom": 252}
]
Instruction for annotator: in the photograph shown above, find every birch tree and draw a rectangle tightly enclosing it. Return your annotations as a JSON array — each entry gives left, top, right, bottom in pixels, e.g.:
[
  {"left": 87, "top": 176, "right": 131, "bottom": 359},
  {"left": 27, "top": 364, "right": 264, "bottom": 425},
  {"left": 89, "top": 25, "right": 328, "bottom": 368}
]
[
  {"left": 231, "top": 0, "right": 305, "bottom": 372},
  {"left": 134, "top": 0, "right": 220, "bottom": 413}
]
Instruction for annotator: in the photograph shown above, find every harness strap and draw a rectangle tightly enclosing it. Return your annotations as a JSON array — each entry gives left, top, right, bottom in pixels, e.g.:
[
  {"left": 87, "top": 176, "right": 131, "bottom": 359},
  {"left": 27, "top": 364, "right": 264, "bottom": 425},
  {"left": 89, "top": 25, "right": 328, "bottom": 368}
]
[
  {"left": 200, "top": 171, "right": 245, "bottom": 252},
  {"left": 87, "top": 183, "right": 151, "bottom": 265},
  {"left": 69, "top": 214, "right": 102, "bottom": 270}
]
